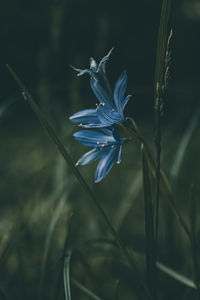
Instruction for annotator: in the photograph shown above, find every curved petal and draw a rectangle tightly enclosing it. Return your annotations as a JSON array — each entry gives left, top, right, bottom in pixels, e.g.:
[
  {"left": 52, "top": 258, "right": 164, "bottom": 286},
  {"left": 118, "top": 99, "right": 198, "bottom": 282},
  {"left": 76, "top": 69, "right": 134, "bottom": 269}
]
[
  {"left": 121, "top": 95, "right": 131, "bottom": 111},
  {"left": 114, "top": 70, "right": 127, "bottom": 113},
  {"left": 96, "top": 48, "right": 114, "bottom": 95},
  {"left": 73, "top": 130, "right": 116, "bottom": 147},
  {"left": 117, "top": 144, "right": 123, "bottom": 164},
  {"left": 97, "top": 105, "right": 123, "bottom": 126},
  {"left": 97, "top": 48, "right": 114, "bottom": 74},
  {"left": 71, "top": 66, "right": 93, "bottom": 77},
  {"left": 112, "top": 126, "right": 121, "bottom": 141},
  {"left": 95, "top": 146, "right": 119, "bottom": 183},
  {"left": 98, "top": 128, "right": 113, "bottom": 136},
  {"left": 90, "top": 79, "right": 114, "bottom": 108},
  {"left": 80, "top": 122, "right": 108, "bottom": 128},
  {"left": 89, "top": 57, "right": 97, "bottom": 71},
  {"left": 76, "top": 148, "right": 105, "bottom": 166},
  {"left": 69, "top": 109, "right": 100, "bottom": 126}
]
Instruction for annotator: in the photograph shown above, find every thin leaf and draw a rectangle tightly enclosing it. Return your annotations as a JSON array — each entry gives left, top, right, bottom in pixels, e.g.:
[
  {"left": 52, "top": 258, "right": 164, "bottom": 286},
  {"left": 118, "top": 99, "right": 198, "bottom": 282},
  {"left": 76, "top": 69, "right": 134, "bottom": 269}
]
[
  {"left": 157, "top": 262, "right": 196, "bottom": 289},
  {"left": 72, "top": 278, "right": 104, "bottom": 300},
  {"left": 63, "top": 252, "right": 72, "bottom": 300},
  {"left": 154, "top": 0, "right": 172, "bottom": 261}
]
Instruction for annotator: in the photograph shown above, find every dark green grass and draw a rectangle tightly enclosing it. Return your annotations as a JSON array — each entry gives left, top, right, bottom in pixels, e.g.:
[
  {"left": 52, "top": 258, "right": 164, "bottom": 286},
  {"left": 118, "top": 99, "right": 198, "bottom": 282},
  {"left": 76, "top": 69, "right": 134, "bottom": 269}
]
[{"left": 0, "top": 86, "right": 199, "bottom": 299}]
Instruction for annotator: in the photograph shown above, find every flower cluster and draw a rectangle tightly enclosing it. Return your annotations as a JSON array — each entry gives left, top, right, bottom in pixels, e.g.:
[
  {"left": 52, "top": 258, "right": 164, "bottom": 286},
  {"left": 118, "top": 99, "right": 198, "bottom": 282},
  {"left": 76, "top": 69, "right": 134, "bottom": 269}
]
[{"left": 70, "top": 49, "right": 131, "bottom": 182}]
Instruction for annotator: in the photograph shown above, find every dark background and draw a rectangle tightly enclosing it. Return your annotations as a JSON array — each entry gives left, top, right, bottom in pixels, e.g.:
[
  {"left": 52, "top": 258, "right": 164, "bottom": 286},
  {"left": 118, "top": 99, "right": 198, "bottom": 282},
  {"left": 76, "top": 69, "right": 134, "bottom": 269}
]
[
  {"left": 1, "top": 0, "right": 200, "bottom": 122},
  {"left": 0, "top": 0, "right": 200, "bottom": 299}
]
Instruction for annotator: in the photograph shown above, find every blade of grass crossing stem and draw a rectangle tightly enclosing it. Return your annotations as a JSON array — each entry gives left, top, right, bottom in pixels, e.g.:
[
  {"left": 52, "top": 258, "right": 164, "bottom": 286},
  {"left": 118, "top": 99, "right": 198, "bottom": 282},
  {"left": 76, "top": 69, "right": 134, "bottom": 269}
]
[
  {"left": 156, "top": 262, "right": 196, "bottom": 289},
  {"left": 6, "top": 64, "right": 152, "bottom": 299},
  {"left": 154, "top": 0, "right": 172, "bottom": 252},
  {"left": 63, "top": 252, "right": 72, "bottom": 300},
  {"left": 71, "top": 278, "right": 104, "bottom": 300},
  {"left": 142, "top": 145, "right": 156, "bottom": 298},
  {"left": 142, "top": 142, "right": 192, "bottom": 243},
  {"left": 124, "top": 125, "right": 193, "bottom": 246}
]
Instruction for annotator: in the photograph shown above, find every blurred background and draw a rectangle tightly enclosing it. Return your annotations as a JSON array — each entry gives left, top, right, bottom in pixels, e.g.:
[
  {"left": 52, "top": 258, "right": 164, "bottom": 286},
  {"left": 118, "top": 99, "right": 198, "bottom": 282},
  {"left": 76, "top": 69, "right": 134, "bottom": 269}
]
[{"left": 0, "top": 0, "right": 200, "bottom": 299}]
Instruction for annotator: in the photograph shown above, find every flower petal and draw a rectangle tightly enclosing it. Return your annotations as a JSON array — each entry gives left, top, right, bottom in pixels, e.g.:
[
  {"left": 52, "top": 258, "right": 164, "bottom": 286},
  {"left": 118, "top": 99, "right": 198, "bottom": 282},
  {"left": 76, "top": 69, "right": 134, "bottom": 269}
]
[
  {"left": 95, "top": 146, "right": 118, "bottom": 183},
  {"left": 73, "top": 130, "right": 116, "bottom": 147},
  {"left": 121, "top": 95, "right": 131, "bottom": 111},
  {"left": 112, "top": 125, "right": 121, "bottom": 141},
  {"left": 71, "top": 66, "right": 93, "bottom": 77},
  {"left": 98, "top": 128, "right": 113, "bottom": 136},
  {"left": 97, "top": 47, "right": 114, "bottom": 74},
  {"left": 97, "top": 104, "right": 123, "bottom": 126},
  {"left": 114, "top": 70, "right": 127, "bottom": 113},
  {"left": 117, "top": 144, "right": 123, "bottom": 164},
  {"left": 76, "top": 148, "right": 105, "bottom": 166},
  {"left": 89, "top": 57, "right": 97, "bottom": 71},
  {"left": 90, "top": 79, "right": 114, "bottom": 108},
  {"left": 69, "top": 109, "right": 101, "bottom": 127}
]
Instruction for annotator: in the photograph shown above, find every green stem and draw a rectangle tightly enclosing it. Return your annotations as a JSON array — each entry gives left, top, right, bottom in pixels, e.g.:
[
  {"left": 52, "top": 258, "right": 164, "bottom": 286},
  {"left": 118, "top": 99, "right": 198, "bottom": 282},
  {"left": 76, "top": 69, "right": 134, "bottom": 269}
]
[{"left": 154, "top": 0, "right": 172, "bottom": 259}]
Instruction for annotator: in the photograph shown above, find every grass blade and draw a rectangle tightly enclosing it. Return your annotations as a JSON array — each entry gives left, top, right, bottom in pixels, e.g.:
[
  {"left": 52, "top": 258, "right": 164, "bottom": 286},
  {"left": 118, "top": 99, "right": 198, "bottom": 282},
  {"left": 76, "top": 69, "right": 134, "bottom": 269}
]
[
  {"left": 141, "top": 145, "right": 156, "bottom": 298},
  {"left": 71, "top": 278, "right": 104, "bottom": 300},
  {"left": 157, "top": 261, "right": 196, "bottom": 289},
  {"left": 63, "top": 252, "right": 72, "bottom": 300}
]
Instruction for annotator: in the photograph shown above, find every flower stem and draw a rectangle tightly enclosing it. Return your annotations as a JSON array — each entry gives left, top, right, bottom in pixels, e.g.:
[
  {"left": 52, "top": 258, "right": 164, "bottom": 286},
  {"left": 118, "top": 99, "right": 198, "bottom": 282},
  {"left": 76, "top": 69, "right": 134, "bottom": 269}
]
[{"left": 154, "top": 0, "right": 172, "bottom": 266}]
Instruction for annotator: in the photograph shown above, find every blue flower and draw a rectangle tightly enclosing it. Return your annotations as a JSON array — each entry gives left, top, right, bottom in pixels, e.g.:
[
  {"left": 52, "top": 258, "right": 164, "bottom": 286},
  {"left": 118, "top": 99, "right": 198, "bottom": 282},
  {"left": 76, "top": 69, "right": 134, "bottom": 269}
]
[
  {"left": 71, "top": 48, "right": 114, "bottom": 96},
  {"left": 73, "top": 127, "right": 123, "bottom": 183},
  {"left": 69, "top": 69, "right": 131, "bottom": 128}
]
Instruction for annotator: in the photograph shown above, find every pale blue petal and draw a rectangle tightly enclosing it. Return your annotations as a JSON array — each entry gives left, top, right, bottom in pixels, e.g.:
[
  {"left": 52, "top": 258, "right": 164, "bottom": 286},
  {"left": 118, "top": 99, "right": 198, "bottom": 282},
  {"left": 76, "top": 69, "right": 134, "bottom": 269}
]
[
  {"left": 81, "top": 122, "right": 108, "bottom": 128},
  {"left": 73, "top": 130, "right": 116, "bottom": 147},
  {"left": 69, "top": 109, "right": 100, "bottom": 126},
  {"left": 112, "top": 125, "right": 121, "bottom": 141},
  {"left": 117, "top": 144, "right": 123, "bottom": 164},
  {"left": 76, "top": 148, "right": 105, "bottom": 166},
  {"left": 121, "top": 95, "right": 131, "bottom": 111},
  {"left": 97, "top": 48, "right": 114, "bottom": 74},
  {"left": 114, "top": 70, "right": 127, "bottom": 113},
  {"left": 97, "top": 105, "right": 123, "bottom": 126},
  {"left": 71, "top": 66, "right": 93, "bottom": 77},
  {"left": 95, "top": 146, "right": 118, "bottom": 183},
  {"left": 98, "top": 128, "right": 113, "bottom": 136},
  {"left": 89, "top": 57, "right": 97, "bottom": 71},
  {"left": 90, "top": 79, "right": 114, "bottom": 108}
]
